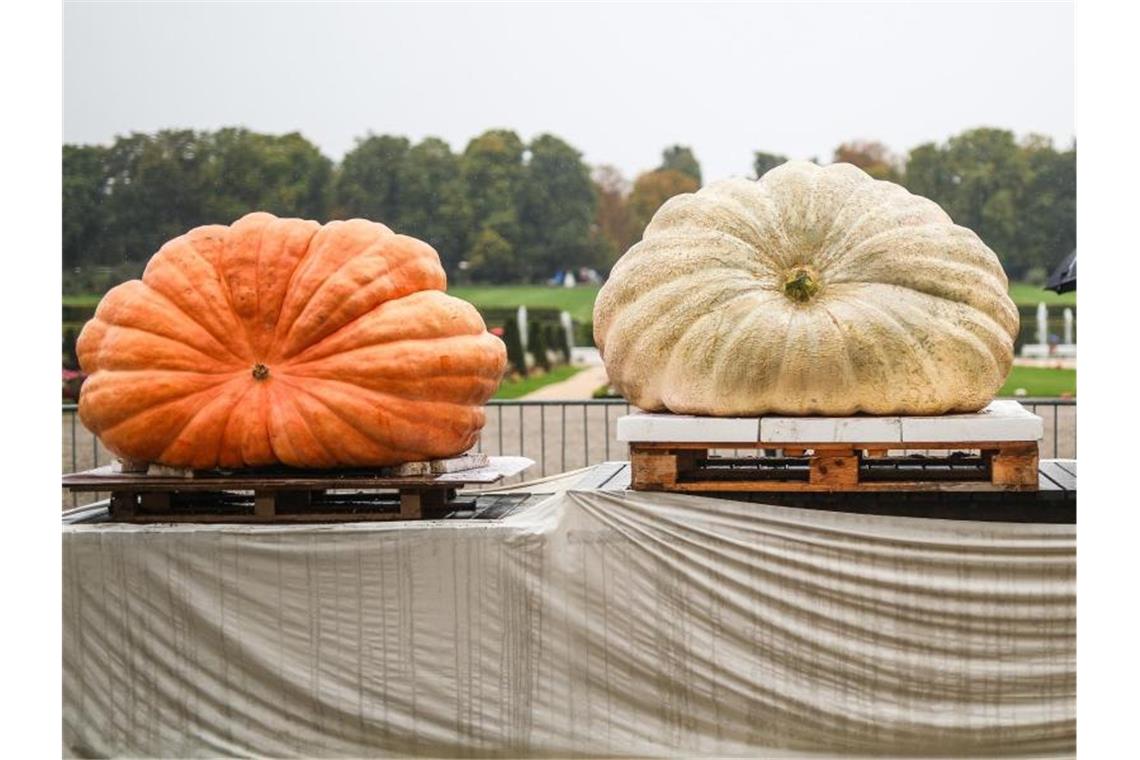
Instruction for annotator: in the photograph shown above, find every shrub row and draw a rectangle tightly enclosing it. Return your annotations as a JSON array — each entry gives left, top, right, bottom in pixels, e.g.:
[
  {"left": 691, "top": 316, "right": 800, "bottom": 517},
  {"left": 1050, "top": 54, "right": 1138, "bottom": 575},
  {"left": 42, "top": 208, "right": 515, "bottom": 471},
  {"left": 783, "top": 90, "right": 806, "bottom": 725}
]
[
  {"left": 63, "top": 304, "right": 98, "bottom": 323},
  {"left": 498, "top": 319, "right": 575, "bottom": 377}
]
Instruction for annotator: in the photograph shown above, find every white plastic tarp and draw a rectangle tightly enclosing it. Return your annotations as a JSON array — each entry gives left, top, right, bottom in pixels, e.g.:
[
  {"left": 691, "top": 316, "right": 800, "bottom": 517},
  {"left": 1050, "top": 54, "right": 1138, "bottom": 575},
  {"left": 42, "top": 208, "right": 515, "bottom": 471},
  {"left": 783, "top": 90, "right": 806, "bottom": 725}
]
[{"left": 63, "top": 479, "right": 1075, "bottom": 758}]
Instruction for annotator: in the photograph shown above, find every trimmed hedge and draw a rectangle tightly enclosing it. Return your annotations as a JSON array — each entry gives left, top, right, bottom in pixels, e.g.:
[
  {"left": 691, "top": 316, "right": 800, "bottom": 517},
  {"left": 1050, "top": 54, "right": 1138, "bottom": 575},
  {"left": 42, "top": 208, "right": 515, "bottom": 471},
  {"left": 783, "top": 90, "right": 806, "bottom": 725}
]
[
  {"left": 529, "top": 320, "right": 551, "bottom": 372},
  {"left": 546, "top": 323, "right": 569, "bottom": 362},
  {"left": 63, "top": 304, "right": 98, "bottom": 323},
  {"left": 63, "top": 324, "right": 81, "bottom": 369},
  {"left": 477, "top": 306, "right": 563, "bottom": 328},
  {"left": 501, "top": 318, "right": 527, "bottom": 377},
  {"left": 574, "top": 320, "right": 595, "bottom": 348}
]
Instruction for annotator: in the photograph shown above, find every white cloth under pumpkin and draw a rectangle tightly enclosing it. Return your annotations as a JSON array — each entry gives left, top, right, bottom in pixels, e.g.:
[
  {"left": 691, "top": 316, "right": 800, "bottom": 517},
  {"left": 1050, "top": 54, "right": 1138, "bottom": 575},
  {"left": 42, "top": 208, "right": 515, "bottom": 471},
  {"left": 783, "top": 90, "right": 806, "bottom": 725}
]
[{"left": 62, "top": 479, "right": 1074, "bottom": 758}]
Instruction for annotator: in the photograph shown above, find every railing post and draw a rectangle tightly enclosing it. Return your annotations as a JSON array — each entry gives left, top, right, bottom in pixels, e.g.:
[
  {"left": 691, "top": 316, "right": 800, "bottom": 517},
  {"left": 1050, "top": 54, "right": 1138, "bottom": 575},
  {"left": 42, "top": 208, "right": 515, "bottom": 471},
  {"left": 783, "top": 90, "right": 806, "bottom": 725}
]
[
  {"left": 604, "top": 405, "right": 610, "bottom": 461},
  {"left": 70, "top": 410, "right": 77, "bottom": 474},
  {"left": 583, "top": 404, "right": 589, "bottom": 469},
  {"left": 1053, "top": 405, "right": 1059, "bottom": 458}
]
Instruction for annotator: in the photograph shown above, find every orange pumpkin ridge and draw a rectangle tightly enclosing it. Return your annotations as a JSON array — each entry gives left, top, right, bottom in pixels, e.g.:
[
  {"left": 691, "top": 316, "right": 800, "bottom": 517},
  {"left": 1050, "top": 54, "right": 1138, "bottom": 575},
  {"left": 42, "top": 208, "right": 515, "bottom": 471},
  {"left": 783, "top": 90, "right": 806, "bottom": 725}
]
[{"left": 77, "top": 212, "right": 506, "bottom": 469}]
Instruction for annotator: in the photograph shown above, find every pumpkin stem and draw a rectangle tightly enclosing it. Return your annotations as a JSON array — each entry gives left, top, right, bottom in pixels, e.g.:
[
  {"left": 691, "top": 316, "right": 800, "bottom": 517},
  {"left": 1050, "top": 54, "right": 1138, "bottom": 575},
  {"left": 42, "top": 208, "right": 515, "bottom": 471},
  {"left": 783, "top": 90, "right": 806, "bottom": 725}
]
[
  {"left": 783, "top": 266, "right": 821, "bottom": 303},
  {"left": 252, "top": 363, "right": 270, "bottom": 381}
]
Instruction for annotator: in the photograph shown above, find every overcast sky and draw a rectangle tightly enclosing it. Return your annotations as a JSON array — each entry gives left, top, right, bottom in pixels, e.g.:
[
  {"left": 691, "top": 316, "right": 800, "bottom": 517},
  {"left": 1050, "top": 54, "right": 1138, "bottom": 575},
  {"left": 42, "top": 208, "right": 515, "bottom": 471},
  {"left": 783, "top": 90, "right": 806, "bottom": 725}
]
[{"left": 64, "top": 1, "right": 1074, "bottom": 182}]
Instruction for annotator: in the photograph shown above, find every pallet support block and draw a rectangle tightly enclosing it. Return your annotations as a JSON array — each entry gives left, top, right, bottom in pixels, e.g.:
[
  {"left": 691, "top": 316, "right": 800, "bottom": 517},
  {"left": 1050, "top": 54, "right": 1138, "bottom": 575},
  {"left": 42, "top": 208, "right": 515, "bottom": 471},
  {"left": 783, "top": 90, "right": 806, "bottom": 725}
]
[
  {"left": 399, "top": 488, "right": 449, "bottom": 519},
  {"left": 809, "top": 449, "right": 860, "bottom": 487},
  {"left": 630, "top": 447, "right": 701, "bottom": 489},
  {"left": 251, "top": 490, "right": 313, "bottom": 517},
  {"left": 991, "top": 443, "right": 1039, "bottom": 487},
  {"left": 109, "top": 492, "right": 137, "bottom": 519}
]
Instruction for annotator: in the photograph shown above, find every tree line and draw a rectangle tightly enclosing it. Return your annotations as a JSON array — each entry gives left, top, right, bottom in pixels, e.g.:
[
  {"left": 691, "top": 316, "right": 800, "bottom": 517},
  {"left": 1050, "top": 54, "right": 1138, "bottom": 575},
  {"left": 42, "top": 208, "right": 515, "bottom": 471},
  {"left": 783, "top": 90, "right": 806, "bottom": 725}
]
[{"left": 63, "top": 126, "right": 1074, "bottom": 289}]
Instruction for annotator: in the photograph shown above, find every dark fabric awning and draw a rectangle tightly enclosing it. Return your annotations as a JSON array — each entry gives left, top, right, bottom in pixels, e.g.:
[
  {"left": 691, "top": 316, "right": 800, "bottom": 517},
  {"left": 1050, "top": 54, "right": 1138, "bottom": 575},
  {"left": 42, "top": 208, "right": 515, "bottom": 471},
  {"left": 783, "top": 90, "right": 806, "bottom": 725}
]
[{"left": 1046, "top": 250, "right": 1076, "bottom": 294}]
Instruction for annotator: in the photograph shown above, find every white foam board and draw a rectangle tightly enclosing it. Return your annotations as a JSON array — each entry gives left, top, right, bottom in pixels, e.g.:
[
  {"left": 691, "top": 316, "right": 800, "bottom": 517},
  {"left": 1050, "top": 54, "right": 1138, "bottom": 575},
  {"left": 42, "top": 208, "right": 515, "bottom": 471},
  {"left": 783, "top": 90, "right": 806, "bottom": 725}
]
[
  {"left": 615, "top": 401, "right": 1042, "bottom": 444},
  {"left": 900, "top": 400, "right": 1043, "bottom": 442},
  {"left": 760, "top": 415, "right": 903, "bottom": 444},
  {"left": 616, "top": 411, "right": 760, "bottom": 443}
]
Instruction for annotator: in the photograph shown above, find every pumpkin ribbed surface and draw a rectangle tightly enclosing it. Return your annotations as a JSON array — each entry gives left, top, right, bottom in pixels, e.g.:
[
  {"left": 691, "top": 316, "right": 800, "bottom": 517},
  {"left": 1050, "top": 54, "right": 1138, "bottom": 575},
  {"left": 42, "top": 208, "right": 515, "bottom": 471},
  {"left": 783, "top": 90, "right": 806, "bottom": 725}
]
[
  {"left": 77, "top": 212, "right": 506, "bottom": 469},
  {"left": 593, "top": 161, "right": 1019, "bottom": 416}
]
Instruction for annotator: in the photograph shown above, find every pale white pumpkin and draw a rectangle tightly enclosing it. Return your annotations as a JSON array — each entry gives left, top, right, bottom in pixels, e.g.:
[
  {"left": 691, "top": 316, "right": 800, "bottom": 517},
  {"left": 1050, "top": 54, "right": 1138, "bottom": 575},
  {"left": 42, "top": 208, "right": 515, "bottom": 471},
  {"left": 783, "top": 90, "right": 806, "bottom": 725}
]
[{"left": 593, "top": 161, "right": 1019, "bottom": 416}]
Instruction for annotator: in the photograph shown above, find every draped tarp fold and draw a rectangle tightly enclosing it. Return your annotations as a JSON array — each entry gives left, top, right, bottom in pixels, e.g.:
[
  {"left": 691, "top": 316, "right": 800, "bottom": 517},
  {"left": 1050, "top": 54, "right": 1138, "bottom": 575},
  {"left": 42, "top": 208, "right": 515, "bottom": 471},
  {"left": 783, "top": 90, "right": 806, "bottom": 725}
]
[{"left": 63, "top": 481, "right": 1074, "bottom": 758}]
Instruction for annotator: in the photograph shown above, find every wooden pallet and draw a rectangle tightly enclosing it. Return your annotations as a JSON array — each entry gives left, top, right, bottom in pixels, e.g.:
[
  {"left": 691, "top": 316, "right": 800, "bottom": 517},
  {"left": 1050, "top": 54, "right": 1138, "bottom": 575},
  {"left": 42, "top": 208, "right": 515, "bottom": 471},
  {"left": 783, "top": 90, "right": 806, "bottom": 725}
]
[
  {"left": 61, "top": 455, "right": 533, "bottom": 523},
  {"left": 62, "top": 491, "right": 547, "bottom": 526},
  {"left": 629, "top": 443, "right": 1038, "bottom": 492},
  {"left": 619, "top": 401, "right": 1043, "bottom": 494}
]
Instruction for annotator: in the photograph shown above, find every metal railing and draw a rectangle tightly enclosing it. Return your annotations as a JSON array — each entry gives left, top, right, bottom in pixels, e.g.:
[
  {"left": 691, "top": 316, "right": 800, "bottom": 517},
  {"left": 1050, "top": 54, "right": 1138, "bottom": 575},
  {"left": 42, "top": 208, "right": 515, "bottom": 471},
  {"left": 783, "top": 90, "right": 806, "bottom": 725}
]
[{"left": 61, "top": 398, "right": 1076, "bottom": 507}]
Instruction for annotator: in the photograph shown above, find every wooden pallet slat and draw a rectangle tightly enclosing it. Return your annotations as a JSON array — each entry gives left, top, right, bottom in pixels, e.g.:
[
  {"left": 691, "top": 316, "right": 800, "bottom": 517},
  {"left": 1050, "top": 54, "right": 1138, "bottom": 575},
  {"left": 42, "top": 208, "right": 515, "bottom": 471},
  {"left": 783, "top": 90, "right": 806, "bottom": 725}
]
[
  {"left": 1038, "top": 460, "right": 1077, "bottom": 492},
  {"left": 573, "top": 461, "right": 630, "bottom": 490}
]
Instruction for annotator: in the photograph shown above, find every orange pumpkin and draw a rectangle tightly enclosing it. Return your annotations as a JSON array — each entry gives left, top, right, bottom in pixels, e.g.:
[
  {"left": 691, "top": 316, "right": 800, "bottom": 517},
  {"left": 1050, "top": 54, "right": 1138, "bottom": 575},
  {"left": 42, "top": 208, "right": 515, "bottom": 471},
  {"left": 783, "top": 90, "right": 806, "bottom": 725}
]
[{"left": 77, "top": 212, "right": 507, "bottom": 469}]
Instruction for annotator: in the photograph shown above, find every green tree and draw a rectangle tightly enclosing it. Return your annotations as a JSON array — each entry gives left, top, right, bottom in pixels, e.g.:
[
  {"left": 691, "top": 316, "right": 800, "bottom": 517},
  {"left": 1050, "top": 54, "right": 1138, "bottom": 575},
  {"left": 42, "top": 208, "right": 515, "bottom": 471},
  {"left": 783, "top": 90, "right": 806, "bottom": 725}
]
[
  {"left": 100, "top": 130, "right": 212, "bottom": 264},
  {"left": 203, "top": 128, "right": 332, "bottom": 220},
  {"left": 333, "top": 135, "right": 471, "bottom": 273},
  {"left": 592, "top": 164, "right": 634, "bottom": 266},
  {"left": 901, "top": 142, "right": 953, "bottom": 203},
  {"left": 660, "top": 145, "right": 702, "bottom": 185},
  {"left": 627, "top": 169, "right": 700, "bottom": 243},
  {"left": 62, "top": 144, "right": 110, "bottom": 267},
  {"left": 752, "top": 151, "right": 788, "bottom": 178},
  {"left": 77, "top": 129, "right": 333, "bottom": 268},
  {"left": 467, "top": 226, "right": 518, "bottom": 283},
  {"left": 1015, "top": 136, "right": 1076, "bottom": 276},
  {"left": 399, "top": 137, "right": 471, "bottom": 274},
  {"left": 459, "top": 129, "right": 526, "bottom": 279},
  {"left": 333, "top": 134, "right": 411, "bottom": 224},
  {"left": 461, "top": 129, "right": 525, "bottom": 237},
  {"left": 518, "top": 133, "right": 599, "bottom": 280},
  {"left": 904, "top": 128, "right": 1030, "bottom": 274},
  {"left": 832, "top": 140, "right": 900, "bottom": 181},
  {"left": 902, "top": 127, "right": 1077, "bottom": 278}
]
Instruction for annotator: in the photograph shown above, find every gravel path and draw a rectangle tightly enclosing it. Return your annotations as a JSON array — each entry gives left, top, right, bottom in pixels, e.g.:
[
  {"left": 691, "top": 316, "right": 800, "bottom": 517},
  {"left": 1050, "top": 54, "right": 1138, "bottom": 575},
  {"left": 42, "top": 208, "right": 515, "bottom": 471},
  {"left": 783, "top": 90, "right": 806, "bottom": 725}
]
[{"left": 522, "top": 365, "right": 609, "bottom": 400}]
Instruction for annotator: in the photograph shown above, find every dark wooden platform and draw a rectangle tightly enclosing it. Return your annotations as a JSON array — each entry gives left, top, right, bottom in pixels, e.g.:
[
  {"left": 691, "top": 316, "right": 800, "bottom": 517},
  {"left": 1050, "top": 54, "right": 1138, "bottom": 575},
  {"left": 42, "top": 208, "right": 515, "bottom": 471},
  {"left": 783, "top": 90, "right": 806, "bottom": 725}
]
[
  {"left": 577, "top": 459, "right": 1076, "bottom": 523},
  {"left": 62, "top": 491, "right": 547, "bottom": 526},
  {"left": 61, "top": 456, "right": 532, "bottom": 523}
]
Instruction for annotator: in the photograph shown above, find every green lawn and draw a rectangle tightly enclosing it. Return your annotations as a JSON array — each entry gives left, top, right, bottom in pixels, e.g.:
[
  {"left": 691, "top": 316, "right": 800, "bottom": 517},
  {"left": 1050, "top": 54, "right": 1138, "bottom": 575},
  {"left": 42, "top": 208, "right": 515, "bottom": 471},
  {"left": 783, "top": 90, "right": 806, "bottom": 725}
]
[
  {"left": 998, "top": 366, "right": 1076, "bottom": 397},
  {"left": 1007, "top": 282, "right": 1076, "bottom": 307},
  {"left": 62, "top": 294, "right": 104, "bottom": 307},
  {"left": 493, "top": 365, "right": 583, "bottom": 399},
  {"left": 448, "top": 285, "right": 600, "bottom": 322}
]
